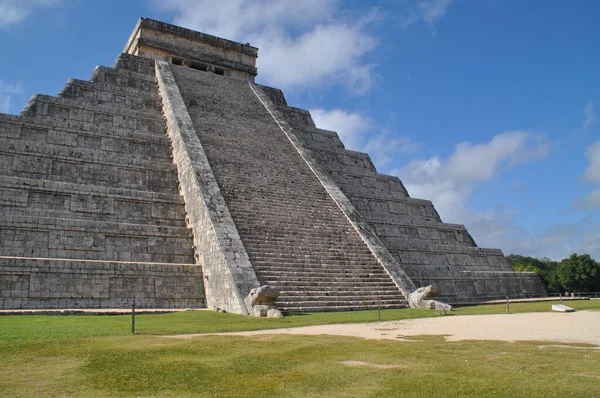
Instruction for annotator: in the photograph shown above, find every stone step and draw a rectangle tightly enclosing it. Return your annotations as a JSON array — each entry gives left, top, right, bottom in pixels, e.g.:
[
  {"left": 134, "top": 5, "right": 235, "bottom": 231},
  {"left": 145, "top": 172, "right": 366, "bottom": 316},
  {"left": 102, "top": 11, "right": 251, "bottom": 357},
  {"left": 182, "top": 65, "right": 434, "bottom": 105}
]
[
  {"left": 232, "top": 211, "right": 353, "bottom": 221},
  {"left": 12, "top": 113, "right": 166, "bottom": 136},
  {"left": 0, "top": 175, "right": 182, "bottom": 204},
  {"left": 89, "top": 65, "right": 157, "bottom": 84},
  {"left": 0, "top": 179, "right": 187, "bottom": 228},
  {"left": 254, "top": 268, "right": 391, "bottom": 276},
  {"left": 16, "top": 107, "right": 165, "bottom": 137},
  {"left": 58, "top": 78, "right": 161, "bottom": 110},
  {"left": 173, "top": 66, "right": 406, "bottom": 311},
  {"left": 87, "top": 64, "right": 160, "bottom": 98},
  {"left": 277, "top": 298, "right": 407, "bottom": 308},
  {"left": 278, "top": 293, "right": 404, "bottom": 302},
  {"left": 243, "top": 235, "right": 379, "bottom": 246},
  {"left": 0, "top": 116, "right": 171, "bottom": 150},
  {"left": 227, "top": 202, "right": 335, "bottom": 212},
  {"left": 0, "top": 114, "right": 167, "bottom": 143},
  {"left": 236, "top": 225, "right": 357, "bottom": 235},
  {"left": 0, "top": 214, "right": 193, "bottom": 238},
  {"left": 1, "top": 135, "right": 174, "bottom": 167},
  {"left": 249, "top": 256, "right": 380, "bottom": 264},
  {"left": 240, "top": 235, "right": 358, "bottom": 245},
  {"left": 21, "top": 94, "right": 165, "bottom": 126},
  {"left": 248, "top": 255, "right": 380, "bottom": 264},
  {"left": 0, "top": 220, "right": 195, "bottom": 263},
  {"left": 256, "top": 268, "right": 392, "bottom": 277},
  {"left": 385, "top": 240, "right": 504, "bottom": 256},
  {"left": 245, "top": 250, "right": 377, "bottom": 264},
  {"left": 0, "top": 154, "right": 180, "bottom": 195},
  {"left": 257, "top": 278, "right": 396, "bottom": 286},
  {"left": 253, "top": 265, "right": 385, "bottom": 274},
  {"left": 0, "top": 256, "right": 203, "bottom": 310},
  {"left": 113, "top": 53, "right": 157, "bottom": 76},
  {"left": 258, "top": 276, "right": 394, "bottom": 284},
  {"left": 278, "top": 287, "right": 402, "bottom": 296},
  {"left": 230, "top": 210, "right": 351, "bottom": 221},
  {"left": 278, "top": 303, "right": 408, "bottom": 313}
]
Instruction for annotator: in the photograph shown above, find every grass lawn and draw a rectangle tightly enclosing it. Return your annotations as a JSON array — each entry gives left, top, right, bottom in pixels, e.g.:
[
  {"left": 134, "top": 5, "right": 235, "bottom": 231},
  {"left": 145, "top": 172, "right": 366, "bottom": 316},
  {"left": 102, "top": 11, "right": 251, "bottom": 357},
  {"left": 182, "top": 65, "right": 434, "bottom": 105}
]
[{"left": 1, "top": 300, "right": 599, "bottom": 397}]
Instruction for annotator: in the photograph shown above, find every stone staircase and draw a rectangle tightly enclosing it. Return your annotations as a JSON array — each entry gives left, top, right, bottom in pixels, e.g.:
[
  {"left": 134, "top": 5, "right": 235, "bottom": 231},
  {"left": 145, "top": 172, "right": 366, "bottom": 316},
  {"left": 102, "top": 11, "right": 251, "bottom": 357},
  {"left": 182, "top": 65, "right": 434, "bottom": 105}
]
[
  {"left": 172, "top": 65, "right": 408, "bottom": 312},
  {"left": 0, "top": 54, "right": 204, "bottom": 309},
  {"left": 258, "top": 87, "right": 547, "bottom": 303}
]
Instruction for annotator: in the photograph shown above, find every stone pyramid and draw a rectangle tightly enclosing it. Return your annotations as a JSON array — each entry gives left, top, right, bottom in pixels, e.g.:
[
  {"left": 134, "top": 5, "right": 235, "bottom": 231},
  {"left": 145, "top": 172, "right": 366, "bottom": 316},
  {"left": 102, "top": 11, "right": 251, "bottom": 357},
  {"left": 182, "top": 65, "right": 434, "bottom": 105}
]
[{"left": 0, "top": 18, "right": 545, "bottom": 314}]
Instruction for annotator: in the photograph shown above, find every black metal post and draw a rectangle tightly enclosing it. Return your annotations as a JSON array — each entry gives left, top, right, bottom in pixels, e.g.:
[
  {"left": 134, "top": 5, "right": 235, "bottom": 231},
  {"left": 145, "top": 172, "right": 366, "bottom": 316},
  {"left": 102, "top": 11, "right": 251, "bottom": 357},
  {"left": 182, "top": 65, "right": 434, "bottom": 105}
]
[
  {"left": 506, "top": 295, "right": 510, "bottom": 314},
  {"left": 131, "top": 299, "right": 136, "bottom": 334},
  {"left": 378, "top": 296, "right": 381, "bottom": 322}
]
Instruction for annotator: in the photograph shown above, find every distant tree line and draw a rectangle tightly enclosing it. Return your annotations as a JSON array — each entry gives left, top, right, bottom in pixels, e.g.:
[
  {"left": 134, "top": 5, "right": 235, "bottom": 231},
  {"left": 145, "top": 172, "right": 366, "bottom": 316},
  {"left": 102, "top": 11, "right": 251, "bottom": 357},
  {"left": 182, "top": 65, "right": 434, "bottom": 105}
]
[{"left": 507, "top": 253, "right": 600, "bottom": 293}]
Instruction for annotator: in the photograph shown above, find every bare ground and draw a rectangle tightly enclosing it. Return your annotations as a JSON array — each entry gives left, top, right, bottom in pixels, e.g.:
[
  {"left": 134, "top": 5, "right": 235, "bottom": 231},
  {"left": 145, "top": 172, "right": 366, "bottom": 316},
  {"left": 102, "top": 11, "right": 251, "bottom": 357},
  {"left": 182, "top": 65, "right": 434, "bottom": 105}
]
[{"left": 167, "top": 311, "right": 600, "bottom": 346}]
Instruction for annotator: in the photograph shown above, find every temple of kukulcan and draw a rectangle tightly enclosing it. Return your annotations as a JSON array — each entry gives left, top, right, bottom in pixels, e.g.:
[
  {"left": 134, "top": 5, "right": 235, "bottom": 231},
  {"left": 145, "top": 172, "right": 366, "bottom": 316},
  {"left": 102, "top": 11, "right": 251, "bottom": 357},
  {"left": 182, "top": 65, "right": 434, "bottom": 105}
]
[{"left": 0, "top": 18, "right": 546, "bottom": 314}]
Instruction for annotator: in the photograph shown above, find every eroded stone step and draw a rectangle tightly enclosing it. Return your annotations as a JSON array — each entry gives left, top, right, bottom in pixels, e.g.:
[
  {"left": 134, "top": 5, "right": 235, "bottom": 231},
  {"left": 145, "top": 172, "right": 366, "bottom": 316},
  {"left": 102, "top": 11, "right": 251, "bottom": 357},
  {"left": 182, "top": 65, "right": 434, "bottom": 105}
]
[
  {"left": 13, "top": 114, "right": 166, "bottom": 136},
  {"left": 1, "top": 137, "right": 174, "bottom": 167},
  {"left": 92, "top": 65, "right": 158, "bottom": 84},
  {"left": 255, "top": 269, "right": 392, "bottom": 277},
  {"left": 279, "top": 303, "right": 408, "bottom": 313},
  {"left": 257, "top": 279, "right": 397, "bottom": 286},
  {"left": 113, "top": 53, "right": 157, "bottom": 76},
  {"left": 21, "top": 95, "right": 165, "bottom": 129},
  {"left": 278, "top": 296, "right": 407, "bottom": 304},
  {"left": 278, "top": 290, "right": 402, "bottom": 297},
  {"left": 278, "top": 299, "right": 407, "bottom": 308},
  {"left": 59, "top": 78, "right": 161, "bottom": 107}
]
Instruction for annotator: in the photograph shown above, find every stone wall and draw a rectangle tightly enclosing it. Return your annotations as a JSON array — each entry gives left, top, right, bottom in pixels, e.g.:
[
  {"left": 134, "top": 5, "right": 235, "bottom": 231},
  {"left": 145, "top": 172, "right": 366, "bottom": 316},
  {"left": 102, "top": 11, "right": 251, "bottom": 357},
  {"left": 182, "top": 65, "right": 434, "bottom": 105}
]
[
  {"left": 0, "top": 53, "right": 205, "bottom": 309},
  {"left": 0, "top": 257, "right": 203, "bottom": 309}
]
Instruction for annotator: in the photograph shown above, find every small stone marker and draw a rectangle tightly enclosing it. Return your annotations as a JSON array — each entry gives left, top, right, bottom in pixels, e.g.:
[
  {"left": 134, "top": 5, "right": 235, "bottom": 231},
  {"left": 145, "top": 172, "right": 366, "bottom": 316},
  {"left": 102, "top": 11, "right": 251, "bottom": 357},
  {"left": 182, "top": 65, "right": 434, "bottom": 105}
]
[{"left": 552, "top": 304, "right": 575, "bottom": 312}]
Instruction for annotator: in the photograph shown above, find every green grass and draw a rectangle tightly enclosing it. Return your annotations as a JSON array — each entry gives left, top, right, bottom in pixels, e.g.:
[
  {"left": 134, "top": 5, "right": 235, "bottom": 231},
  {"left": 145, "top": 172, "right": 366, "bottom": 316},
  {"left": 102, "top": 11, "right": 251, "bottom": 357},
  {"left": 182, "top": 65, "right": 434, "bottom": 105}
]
[
  {"left": 1, "top": 333, "right": 598, "bottom": 397},
  {"left": 1, "top": 301, "right": 599, "bottom": 397},
  {"left": 452, "top": 299, "right": 600, "bottom": 315},
  {"left": 2, "top": 300, "right": 598, "bottom": 341}
]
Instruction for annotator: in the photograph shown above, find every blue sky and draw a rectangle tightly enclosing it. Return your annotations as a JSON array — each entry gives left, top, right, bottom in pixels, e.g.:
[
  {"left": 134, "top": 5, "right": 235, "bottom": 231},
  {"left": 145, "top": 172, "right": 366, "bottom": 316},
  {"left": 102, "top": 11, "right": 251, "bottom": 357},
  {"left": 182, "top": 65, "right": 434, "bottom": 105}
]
[{"left": 1, "top": 0, "right": 598, "bottom": 259}]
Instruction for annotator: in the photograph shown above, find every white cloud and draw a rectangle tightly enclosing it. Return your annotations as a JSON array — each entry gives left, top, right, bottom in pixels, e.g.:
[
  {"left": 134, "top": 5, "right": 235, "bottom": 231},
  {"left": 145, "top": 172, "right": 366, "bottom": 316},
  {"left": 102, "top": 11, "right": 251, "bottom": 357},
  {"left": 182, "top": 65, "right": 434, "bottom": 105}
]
[
  {"left": 573, "top": 139, "right": 600, "bottom": 209},
  {"left": 583, "top": 101, "right": 596, "bottom": 132},
  {"left": 310, "top": 108, "right": 418, "bottom": 168},
  {"left": 0, "top": 80, "right": 22, "bottom": 113},
  {"left": 400, "top": 0, "right": 453, "bottom": 28},
  {"left": 395, "top": 131, "right": 550, "bottom": 212},
  {"left": 156, "top": 0, "right": 379, "bottom": 94},
  {"left": 417, "top": 0, "right": 453, "bottom": 26},
  {"left": 388, "top": 131, "right": 579, "bottom": 257},
  {"left": 310, "top": 108, "right": 371, "bottom": 151},
  {"left": 363, "top": 130, "right": 420, "bottom": 167},
  {"left": 0, "top": 0, "right": 61, "bottom": 28},
  {"left": 582, "top": 140, "right": 600, "bottom": 183},
  {"left": 573, "top": 189, "right": 600, "bottom": 209}
]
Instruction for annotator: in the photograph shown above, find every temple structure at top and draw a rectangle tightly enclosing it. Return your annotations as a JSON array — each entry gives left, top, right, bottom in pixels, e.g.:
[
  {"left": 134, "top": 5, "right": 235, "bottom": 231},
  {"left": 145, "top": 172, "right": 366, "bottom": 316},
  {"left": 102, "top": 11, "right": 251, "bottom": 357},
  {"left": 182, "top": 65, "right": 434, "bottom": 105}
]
[
  {"left": 0, "top": 18, "right": 546, "bottom": 314},
  {"left": 124, "top": 18, "right": 258, "bottom": 82}
]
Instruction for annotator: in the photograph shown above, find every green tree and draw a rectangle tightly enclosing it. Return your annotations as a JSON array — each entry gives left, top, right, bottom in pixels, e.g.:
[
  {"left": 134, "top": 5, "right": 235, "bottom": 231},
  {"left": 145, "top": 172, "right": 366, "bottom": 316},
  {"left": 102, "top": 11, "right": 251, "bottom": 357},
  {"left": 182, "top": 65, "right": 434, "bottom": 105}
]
[
  {"left": 506, "top": 254, "right": 559, "bottom": 292},
  {"left": 557, "top": 253, "right": 600, "bottom": 293}
]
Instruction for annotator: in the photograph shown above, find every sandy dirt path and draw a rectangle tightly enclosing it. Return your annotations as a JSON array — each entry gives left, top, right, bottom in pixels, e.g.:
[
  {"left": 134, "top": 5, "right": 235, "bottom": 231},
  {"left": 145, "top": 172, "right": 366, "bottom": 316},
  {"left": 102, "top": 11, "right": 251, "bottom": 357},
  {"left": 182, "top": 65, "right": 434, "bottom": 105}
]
[{"left": 167, "top": 311, "right": 600, "bottom": 346}]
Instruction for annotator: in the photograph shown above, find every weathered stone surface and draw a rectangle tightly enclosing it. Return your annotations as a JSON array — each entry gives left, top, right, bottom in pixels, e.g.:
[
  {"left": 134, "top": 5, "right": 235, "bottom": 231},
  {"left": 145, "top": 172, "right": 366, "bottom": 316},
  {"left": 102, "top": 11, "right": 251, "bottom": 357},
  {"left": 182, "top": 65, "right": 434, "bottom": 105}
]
[
  {"left": 265, "top": 84, "right": 547, "bottom": 303},
  {"left": 407, "top": 285, "right": 452, "bottom": 311},
  {"left": 0, "top": 17, "right": 546, "bottom": 312},
  {"left": 0, "top": 34, "right": 205, "bottom": 310},
  {"left": 244, "top": 285, "right": 282, "bottom": 318},
  {"left": 170, "top": 64, "right": 409, "bottom": 312},
  {"left": 155, "top": 60, "right": 259, "bottom": 315}
]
